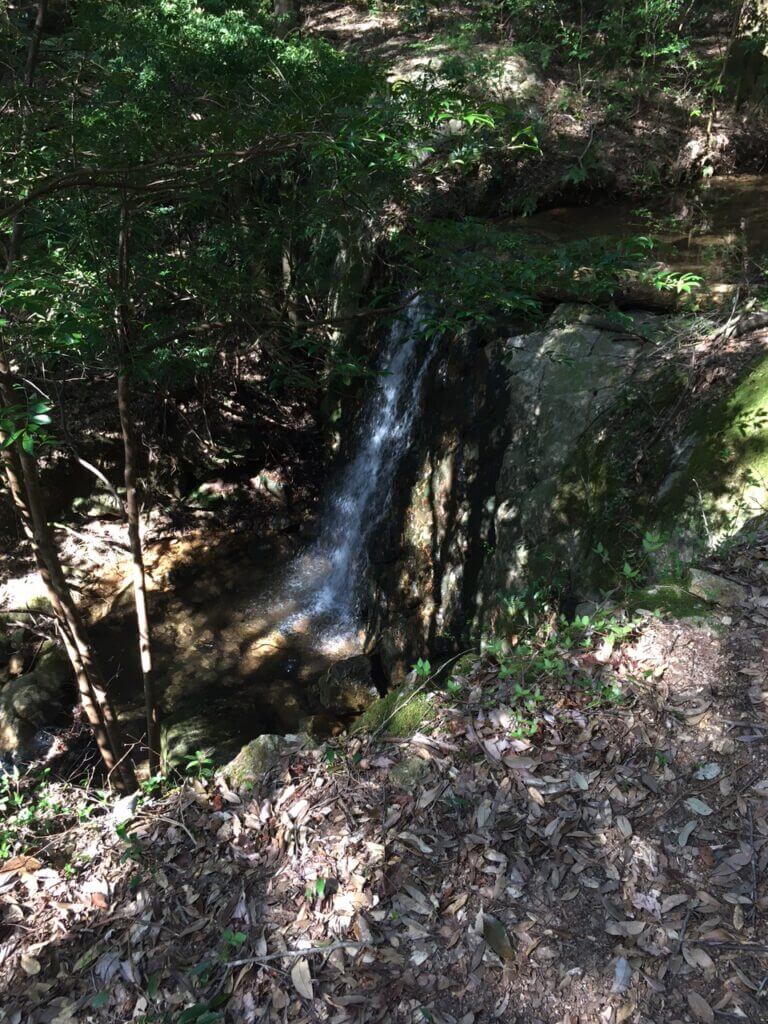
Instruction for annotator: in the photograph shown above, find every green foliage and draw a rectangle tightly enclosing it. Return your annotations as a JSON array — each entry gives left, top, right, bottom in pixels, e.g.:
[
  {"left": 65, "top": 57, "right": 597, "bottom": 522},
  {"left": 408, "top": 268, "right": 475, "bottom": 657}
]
[
  {"left": 650, "top": 269, "right": 703, "bottom": 295},
  {"left": 0, "top": 389, "right": 52, "bottom": 455},
  {"left": 404, "top": 220, "right": 658, "bottom": 333},
  {"left": 184, "top": 749, "right": 215, "bottom": 780},
  {"left": 481, "top": 598, "right": 641, "bottom": 734},
  {"left": 0, "top": 766, "right": 108, "bottom": 859},
  {"left": 1, "top": 0, "right": 542, "bottom": 472},
  {"left": 463, "top": 0, "right": 719, "bottom": 94}
]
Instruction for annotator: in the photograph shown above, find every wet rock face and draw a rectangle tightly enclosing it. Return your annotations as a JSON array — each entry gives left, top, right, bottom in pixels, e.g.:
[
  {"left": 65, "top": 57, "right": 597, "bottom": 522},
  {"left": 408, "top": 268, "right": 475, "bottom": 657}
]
[
  {"left": 367, "top": 330, "right": 511, "bottom": 679},
  {"left": 479, "top": 307, "right": 653, "bottom": 623},
  {"left": 367, "top": 306, "right": 655, "bottom": 666},
  {"left": 369, "top": 301, "right": 768, "bottom": 662},
  {"left": 318, "top": 655, "right": 378, "bottom": 715}
]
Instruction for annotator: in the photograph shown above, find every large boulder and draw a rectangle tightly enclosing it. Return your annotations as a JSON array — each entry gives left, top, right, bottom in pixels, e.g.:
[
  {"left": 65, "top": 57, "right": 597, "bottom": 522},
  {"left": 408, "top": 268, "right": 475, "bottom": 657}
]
[
  {"left": 0, "top": 644, "right": 73, "bottom": 753},
  {"left": 370, "top": 302, "right": 768, "bottom": 657},
  {"left": 318, "top": 655, "right": 378, "bottom": 716}
]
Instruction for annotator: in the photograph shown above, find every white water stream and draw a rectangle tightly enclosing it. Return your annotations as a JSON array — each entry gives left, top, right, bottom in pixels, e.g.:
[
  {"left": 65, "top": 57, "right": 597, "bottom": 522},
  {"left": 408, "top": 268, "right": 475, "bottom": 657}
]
[{"left": 281, "top": 298, "right": 432, "bottom": 650}]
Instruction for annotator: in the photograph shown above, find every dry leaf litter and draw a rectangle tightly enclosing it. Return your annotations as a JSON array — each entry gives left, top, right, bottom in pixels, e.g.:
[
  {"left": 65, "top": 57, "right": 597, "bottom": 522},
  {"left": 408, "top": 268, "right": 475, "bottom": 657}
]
[{"left": 1, "top": 537, "right": 768, "bottom": 1024}]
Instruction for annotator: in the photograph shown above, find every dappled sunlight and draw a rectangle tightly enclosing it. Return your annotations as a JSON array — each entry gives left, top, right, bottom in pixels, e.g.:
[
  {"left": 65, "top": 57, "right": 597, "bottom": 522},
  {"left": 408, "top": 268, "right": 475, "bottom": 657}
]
[{"left": 3, "top": 575, "right": 767, "bottom": 1021}]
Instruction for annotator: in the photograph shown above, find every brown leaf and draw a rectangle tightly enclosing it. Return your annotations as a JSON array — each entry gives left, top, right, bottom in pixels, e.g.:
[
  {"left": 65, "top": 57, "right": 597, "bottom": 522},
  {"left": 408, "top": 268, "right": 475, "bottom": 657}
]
[
  {"left": 606, "top": 920, "right": 646, "bottom": 937},
  {"left": 0, "top": 855, "right": 41, "bottom": 877},
  {"left": 682, "top": 945, "right": 715, "bottom": 971},
  {"left": 687, "top": 991, "right": 714, "bottom": 1024},
  {"left": 290, "top": 958, "right": 313, "bottom": 1000},
  {"left": 90, "top": 891, "right": 109, "bottom": 910}
]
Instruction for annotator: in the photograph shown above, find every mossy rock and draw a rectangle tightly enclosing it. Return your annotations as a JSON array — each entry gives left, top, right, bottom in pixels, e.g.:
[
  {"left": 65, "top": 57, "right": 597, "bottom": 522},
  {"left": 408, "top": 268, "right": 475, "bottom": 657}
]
[
  {"left": 221, "top": 734, "right": 283, "bottom": 791},
  {"left": 353, "top": 681, "right": 436, "bottom": 737},
  {"left": 627, "top": 583, "right": 713, "bottom": 619},
  {"left": 687, "top": 568, "right": 748, "bottom": 607},
  {"left": 659, "top": 354, "right": 768, "bottom": 540},
  {"left": 219, "top": 733, "right": 315, "bottom": 792}
]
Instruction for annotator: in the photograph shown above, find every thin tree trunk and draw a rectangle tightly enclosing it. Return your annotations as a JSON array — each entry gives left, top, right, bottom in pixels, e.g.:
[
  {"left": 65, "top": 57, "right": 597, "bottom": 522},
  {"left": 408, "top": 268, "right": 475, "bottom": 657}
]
[
  {"left": 117, "top": 371, "right": 160, "bottom": 774},
  {"left": 24, "top": 0, "right": 48, "bottom": 88},
  {"left": 273, "top": 0, "right": 300, "bottom": 37},
  {"left": 0, "top": 349, "right": 136, "bottom": 790},
  {"left": 116, "top": 204, "right": 160, "bottom": 774}
]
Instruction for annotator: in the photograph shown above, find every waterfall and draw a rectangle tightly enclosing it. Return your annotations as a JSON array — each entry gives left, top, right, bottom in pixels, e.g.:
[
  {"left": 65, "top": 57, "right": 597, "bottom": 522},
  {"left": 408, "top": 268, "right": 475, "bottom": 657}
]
[{"left": 283, "top": 298, "right": 432, "bottom": 647}]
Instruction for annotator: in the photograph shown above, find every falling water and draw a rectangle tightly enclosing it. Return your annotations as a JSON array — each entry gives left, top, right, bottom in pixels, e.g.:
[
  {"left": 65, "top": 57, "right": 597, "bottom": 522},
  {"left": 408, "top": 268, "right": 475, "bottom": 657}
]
[{"left": 282, "top": 298, "right": 433, "bottom": 647}]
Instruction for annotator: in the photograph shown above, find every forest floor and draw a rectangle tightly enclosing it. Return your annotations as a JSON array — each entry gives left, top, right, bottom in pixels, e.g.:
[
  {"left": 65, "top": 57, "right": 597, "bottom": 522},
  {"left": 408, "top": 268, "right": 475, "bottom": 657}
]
[
  {"left": 2, "top": 522, "right": 767, "bottom": 1024},
  {"left": 304, "top": 0, "right": 768, "bottom": 199}
]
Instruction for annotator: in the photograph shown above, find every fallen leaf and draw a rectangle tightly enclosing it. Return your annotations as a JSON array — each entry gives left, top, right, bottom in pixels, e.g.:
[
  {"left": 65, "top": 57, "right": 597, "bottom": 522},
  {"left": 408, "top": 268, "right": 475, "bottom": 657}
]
[
  {"left": 678, "top": 820, "right": 698, "bottom": 847},
  {"left": 687, "top": 990, "right": 714, "bottom": 1024},
  {"left": 482, "top": 913, "right": 515, "bottom": 961},
  {"left": 615, "top": 815, "right": 632, "bottom": 838},
  {"left": 20, "top": 955, "right": 41, "bottom": 976},
  {"left": 290, "top": 958, "right": 313, "bottom": 1000},
  {"left": 682, "top": 945, "right": 714, "bottom": 971},
  {"left": 1, "top": 856, "right": 41, "bottom": 876},
  {"left": 611, "top": 956, "right": 632, "bottom": 994},
  {"left": 694, "top": 763, "right": 721, "bottom": 781},
  {"left": 684, "top": 797, "right": 713, "bottom": 816},
  {"left": 661, "top": 894, "right": 689, "bottom": 914},
  {"left": 606, "top": 920, "right": 646, "bottom": 937}
]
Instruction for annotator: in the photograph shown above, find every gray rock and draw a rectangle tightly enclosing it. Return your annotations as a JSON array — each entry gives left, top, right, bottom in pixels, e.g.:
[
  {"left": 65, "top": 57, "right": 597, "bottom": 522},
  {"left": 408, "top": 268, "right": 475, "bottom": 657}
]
[
  {"left": 221, "top": 733, "right": 313, "bottom": 792},
  {"left": 389, "top": 756, "right": 431, "bottom": 789},
  {"left": 688, "top": 568, "right": 748, "bottom": 607},
  {"left": 113, "top": 791, "right": 140, "bottom": 825},
  {"left": 318, "top": 655, "right": 378, "bottom": 715},
  {"left": 0, "top": 645, "right": 72, "bottom": 753}
]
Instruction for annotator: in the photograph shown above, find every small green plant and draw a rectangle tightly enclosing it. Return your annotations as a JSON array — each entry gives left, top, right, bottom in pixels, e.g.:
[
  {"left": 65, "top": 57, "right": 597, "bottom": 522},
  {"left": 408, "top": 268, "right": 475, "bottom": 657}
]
[
  {"left": 649, "top": 268, "right": 703, "bottom": 295},
  {"left": 0, "top": 391, "right": 53, "bottom": 456},
  {"left": 304, "top": 877, "right": 327, "bottom": 903},
  {"left": 219, "top": 929, "right": 247, "bottom": 956},
  {"left": 413, "top": 657, "right": 431, "bottom": 678},
  {"left": 184, "top": 750, "right": 215, "bottom": 781},
  {"left": 0, "top": 767, "right": 105, "bottom": 859},
  {"left": 140, "top": 773, "right": 165, "bottom": 798}
]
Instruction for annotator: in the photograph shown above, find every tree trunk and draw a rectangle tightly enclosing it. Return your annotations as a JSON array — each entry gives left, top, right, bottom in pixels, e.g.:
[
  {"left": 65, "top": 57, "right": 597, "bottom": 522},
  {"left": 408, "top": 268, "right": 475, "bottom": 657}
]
[
  {"left": 116, "top": 204, "right": 161, "bottom": 774},
  {"left": 117, "top": 371, "right": 160, "bottom": 774},
  {"left": 24, "top": 0, "right": 49, "bottom": 88},
  {"left": 0, "top": 349, "right": 136, "bottom": 791},
  {"left": 274, "top": 0, "right": 300, "bottom": 37}
]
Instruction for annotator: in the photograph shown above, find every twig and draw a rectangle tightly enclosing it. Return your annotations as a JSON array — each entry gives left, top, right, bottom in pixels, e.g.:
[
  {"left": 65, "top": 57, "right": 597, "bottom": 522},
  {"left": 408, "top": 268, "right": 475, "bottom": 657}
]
[
  {"left": 150, "top": 814, "right": 198, "bottom": 847},
  {"left": 748, "top": 803, "right": 757, "bottom": 927},
  {"left": 677, "top": 906, "right": 693, "bottom": 954},
  {"left": 225, "top": 939, "right": 377, "bottom": 968}
]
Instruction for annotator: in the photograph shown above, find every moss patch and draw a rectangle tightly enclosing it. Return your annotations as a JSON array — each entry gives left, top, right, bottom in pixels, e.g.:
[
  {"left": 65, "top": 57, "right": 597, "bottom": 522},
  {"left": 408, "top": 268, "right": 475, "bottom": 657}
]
[
  {"left": 353, "top": 683, "right": 436, "bottom": 737},
  {"left": 627, "top": 583, "right": 712, "bottom": 619},
  {"left": 660, "top": 354, "right": 768, "bottom": 538}
]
